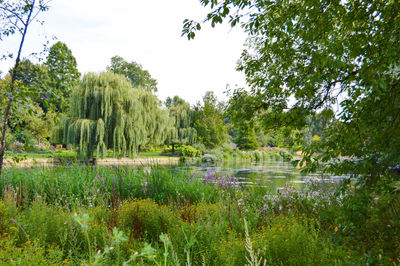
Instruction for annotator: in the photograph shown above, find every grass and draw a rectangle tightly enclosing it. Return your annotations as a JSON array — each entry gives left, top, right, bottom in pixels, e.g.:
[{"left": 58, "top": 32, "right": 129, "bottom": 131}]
[{"left": 0, "top": 165, "right": 397, "bottom": 265}]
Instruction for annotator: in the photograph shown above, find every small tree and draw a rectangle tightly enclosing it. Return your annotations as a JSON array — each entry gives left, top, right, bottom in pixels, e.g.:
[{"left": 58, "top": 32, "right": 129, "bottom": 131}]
[
  {"left": 192, "top": 91, "right": 228, "bottom": 149},
  {"left": 165, "top": 96, "right": 197, "bottom": 153},
  {"left": 235, "top": 121, "right": 258, "bottom": 150},
  {"left": 0, "top": 0, "right": 49, "bottom": 176}
]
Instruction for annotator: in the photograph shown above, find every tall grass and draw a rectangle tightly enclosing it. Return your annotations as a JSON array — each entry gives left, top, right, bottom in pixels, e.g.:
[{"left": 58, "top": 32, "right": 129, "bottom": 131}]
[
  {"left": 0, "top": 165, "right": 397, "bottom": 265},
  {"left": 0, "top": 165, "right": 270, "bottom": 207}
]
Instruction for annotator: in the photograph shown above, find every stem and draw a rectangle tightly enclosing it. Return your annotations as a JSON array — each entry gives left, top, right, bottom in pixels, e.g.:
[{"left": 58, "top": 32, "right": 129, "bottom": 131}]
[
  {"left": 0, "top": 0, "right": 36, "bottom": 178},
  {"left": 86, "top": 231, "right": 92, "bottom": 265},
  {"left": 117, "top": 244, "right": 120, "bottom": 266},
  {"left": 10, "top": 218, "right": 29, "bottom": 241}
]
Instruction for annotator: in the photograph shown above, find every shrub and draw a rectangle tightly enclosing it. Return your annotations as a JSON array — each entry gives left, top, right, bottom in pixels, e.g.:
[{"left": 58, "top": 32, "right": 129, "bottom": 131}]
[
  {"left": 222, "top": 143, "right": 234, "bottom": 154},
  {"left": 254, "top": 216, "right": 350, "bottom": 265},
  {"left": 192, "top": 143, "right": 206, "bottom": 154},
  {"left": 177, "top": 145, "right": 201, "bottom": 160},
  {"left": 118, "top": 199, "right": 178, "bottom": 242},
  {"left": 0, "top": 235, "right": 63, "bottom": 265}
]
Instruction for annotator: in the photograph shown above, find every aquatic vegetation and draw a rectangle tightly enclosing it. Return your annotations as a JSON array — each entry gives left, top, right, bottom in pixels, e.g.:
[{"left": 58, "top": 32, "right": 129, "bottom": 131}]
[{"left": 0, "top": 165, "right": 397, "bottom": 264}]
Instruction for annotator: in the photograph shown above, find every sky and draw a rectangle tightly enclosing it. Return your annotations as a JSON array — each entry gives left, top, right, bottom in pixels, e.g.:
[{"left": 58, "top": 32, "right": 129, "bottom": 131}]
[{"left": 0, "top": 0, "right": 248, "bottom": 105}]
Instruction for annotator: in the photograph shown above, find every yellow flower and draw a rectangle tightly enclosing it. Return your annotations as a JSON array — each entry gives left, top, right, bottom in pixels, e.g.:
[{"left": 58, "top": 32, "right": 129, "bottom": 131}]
[
  {"left": 74, "top": 212, "right": 77, "bottom": 217},
  {"left": 109, "top": 246, "right": 114, "bottom": 250},
  {"left": 334, "top": 227, "right": 338, "bottom": 232}
]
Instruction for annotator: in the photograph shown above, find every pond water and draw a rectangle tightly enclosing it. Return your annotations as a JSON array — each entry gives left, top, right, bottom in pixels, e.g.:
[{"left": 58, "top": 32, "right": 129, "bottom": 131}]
[{"left": 170, "top": 160, "right": 345, "bottom": 193}]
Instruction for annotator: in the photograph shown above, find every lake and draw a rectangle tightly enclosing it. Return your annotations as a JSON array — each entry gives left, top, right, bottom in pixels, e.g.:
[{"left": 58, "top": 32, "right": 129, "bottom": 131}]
[{"left": 170, "top": 160, "right": 345, "bottom": 193}]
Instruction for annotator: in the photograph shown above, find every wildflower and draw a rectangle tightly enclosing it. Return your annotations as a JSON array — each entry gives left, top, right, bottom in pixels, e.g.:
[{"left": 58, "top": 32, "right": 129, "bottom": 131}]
[
  {"left": 334, "top": 226, "right": 338, "bottom": 232},
  {"left": 109, "top": 246, "right": 115, "bottom": 250},
  {"left": 238, "top": 199, "right": 244, "bottom": 207}
]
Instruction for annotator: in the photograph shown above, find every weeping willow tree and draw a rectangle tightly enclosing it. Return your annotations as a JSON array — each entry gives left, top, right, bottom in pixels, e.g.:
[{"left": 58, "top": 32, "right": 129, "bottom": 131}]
[
  {"left": 53, "top": 72, "right": 172, "bottom": 160},
  {"left": 165, "top": 96, "right": 197, "bottom": 152}
]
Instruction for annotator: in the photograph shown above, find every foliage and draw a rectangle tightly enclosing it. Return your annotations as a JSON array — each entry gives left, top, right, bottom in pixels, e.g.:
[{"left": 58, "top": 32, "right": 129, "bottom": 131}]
[
  {"left": 118, "top": 199, "right": 178, "bottom": 242},
  {"left": 0, "top": 235, "right": 63, "bottom": 265},
  {"left": 107, "top": 55, "right": 157, "bottom": 92},
  {"left": 235, "top": 120, "right": 259, "bottom": 150},
  {"left": 0, "top": 165, "right": 398, "bottom": 264},
  {"left": 13, "top": 59, "right": 51, "bottom": 112},
  {"left": 192, "top": 91, "right": 228, "bottom": 149},
  {"left": 19, "top": 104, "right": 56, "bottom": 142},
  {"left": 45, "top": 41, "right": 81, "bottom": 113},
  {"left": 165, "top": 96, "right": 197, "bottom": 152},
  {"left": 56, "top": 72, "right": 172, "bottom": 160},
  {"left": 176, "top": 144, "right": 201, "bottom": 160},
  {"left": 184, "top": 0, "right": 400, "bottom": 190},
  {"left": 0, "top": 0, "right": 50, "bottom": 177}
]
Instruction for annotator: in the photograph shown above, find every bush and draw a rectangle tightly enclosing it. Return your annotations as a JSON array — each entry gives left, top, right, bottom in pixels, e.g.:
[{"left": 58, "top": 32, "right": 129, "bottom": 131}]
[
  {"left": 192, "top": 143, "right": 206, "bottom": 154},
  {"left": 177, "top": 145, "right": 201, "bottom": 160},
  {"left": 216, "top": 216, "right": 351, "bottom": 265},
  {"left": 0, "top": 235, "right": 63, "bottom": 265},
  {"left": 254, "top": 216, "right": 350, "bottom": 265},
  {"left": 221, "top": 143, "right": 234, "bottom": 154},
  {"left": 335, "top": 187, "right": 400, "bottom": 263},
  {"left": 118, "top": 199, "right": 178, "bottom": 242}
]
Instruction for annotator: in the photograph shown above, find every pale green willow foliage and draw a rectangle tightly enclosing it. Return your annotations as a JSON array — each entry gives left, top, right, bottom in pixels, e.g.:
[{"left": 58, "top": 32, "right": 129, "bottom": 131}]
[
  {"left": 56, "top": 72, "right": 172, "bottom": 159},
  {"left": 165, "top": 97, "right": 197, "bottom": 148}
]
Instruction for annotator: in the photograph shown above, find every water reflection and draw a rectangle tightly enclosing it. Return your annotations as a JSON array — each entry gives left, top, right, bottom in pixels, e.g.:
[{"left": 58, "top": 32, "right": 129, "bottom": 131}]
[{"left": 171, "top": 160, "right": 342, "bottom": 193}]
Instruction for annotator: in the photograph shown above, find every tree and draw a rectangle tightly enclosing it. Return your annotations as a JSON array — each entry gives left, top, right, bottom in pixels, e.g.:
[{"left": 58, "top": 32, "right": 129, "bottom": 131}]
[
  {"left": 56, "top": 72, "right": 171, "bottom": 161},
  {"left": 235, "top": 120, "right": 258, "bottom": 150},
  {"left": 107, "top": 56, "right": 157, "bottom": 92},
  {"left": 46, "top": 41, "right": 81, "bottom": 113},
  {"left": 137, "top": 88, "right": 173, "bottom": 151},
  {"left": 192, "top": 91, "right": 227, "bottom": 149},
  {"left": 14, "top": 58, "right": 51, "bottom": 112},
  {"left": 184, "top": 0, "right": 400, "bottom": 188},
  {"left": 165, "top": 96, "right": 197, "bottom": 152},
  {"left": 0, "top": 0, "right": 49, "bottom": 176}
]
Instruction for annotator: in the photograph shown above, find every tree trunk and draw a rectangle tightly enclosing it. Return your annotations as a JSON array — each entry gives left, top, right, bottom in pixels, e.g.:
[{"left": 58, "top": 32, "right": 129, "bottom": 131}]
[{"left": 0, "top": 0, "right": 36, "bottom": 178}]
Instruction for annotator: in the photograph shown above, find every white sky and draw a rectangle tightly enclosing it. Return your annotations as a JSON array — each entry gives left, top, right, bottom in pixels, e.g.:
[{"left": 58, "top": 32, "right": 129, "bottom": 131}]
[{"left": 0, "top": 0, "right": 248, "bottom": 105}]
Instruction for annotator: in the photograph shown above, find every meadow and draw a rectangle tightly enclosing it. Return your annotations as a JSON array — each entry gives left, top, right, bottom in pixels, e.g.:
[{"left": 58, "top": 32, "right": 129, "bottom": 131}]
[{"left": 0, "top": 165, "right": 398, "bottom": 265}]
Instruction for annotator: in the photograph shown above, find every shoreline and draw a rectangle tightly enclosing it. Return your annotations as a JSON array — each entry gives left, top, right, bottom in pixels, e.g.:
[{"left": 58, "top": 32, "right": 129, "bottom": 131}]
[{"left": 3, "top": 157, "right": 181, "bottom": 167}]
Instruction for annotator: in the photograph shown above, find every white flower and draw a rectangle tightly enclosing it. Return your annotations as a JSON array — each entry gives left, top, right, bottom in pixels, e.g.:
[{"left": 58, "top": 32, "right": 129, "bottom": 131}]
[{"left": 238, "top": 199, "right": 244, "bottom": 207}]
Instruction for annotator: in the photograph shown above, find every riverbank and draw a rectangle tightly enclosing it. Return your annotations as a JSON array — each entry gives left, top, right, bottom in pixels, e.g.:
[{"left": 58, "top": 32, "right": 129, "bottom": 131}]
[{"left": 3, "top": 157, "right": 180, "bottom": 167}]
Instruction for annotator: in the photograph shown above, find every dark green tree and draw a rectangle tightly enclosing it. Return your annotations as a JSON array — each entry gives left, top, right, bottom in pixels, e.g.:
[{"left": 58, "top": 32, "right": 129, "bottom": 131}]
[
  {"left": 107, "top": 56, "right": 157, "bottom": 92},
  {"left": 235, "top": 120, "right": 258, "bottom": 150},
  {"left": 184, "top": 0, "right": 400, "bottom": 188},
  {"left": 225, "top": 88, "right": 259, "bottom": 150},
  {"left": 46, "top": 41, "right": 81, "bottom": 113},
  {"left": 192, "top": 91, "right": 227, "bottom": 149},
  {"left": 14, "top": 59, "right": 51, "bottom": 112},
  {"left": 165, "top": 96, "right": 197, "bottom": 152},
  {"left": 55, "top": 72, "right": 170, "bottom": 160}
]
